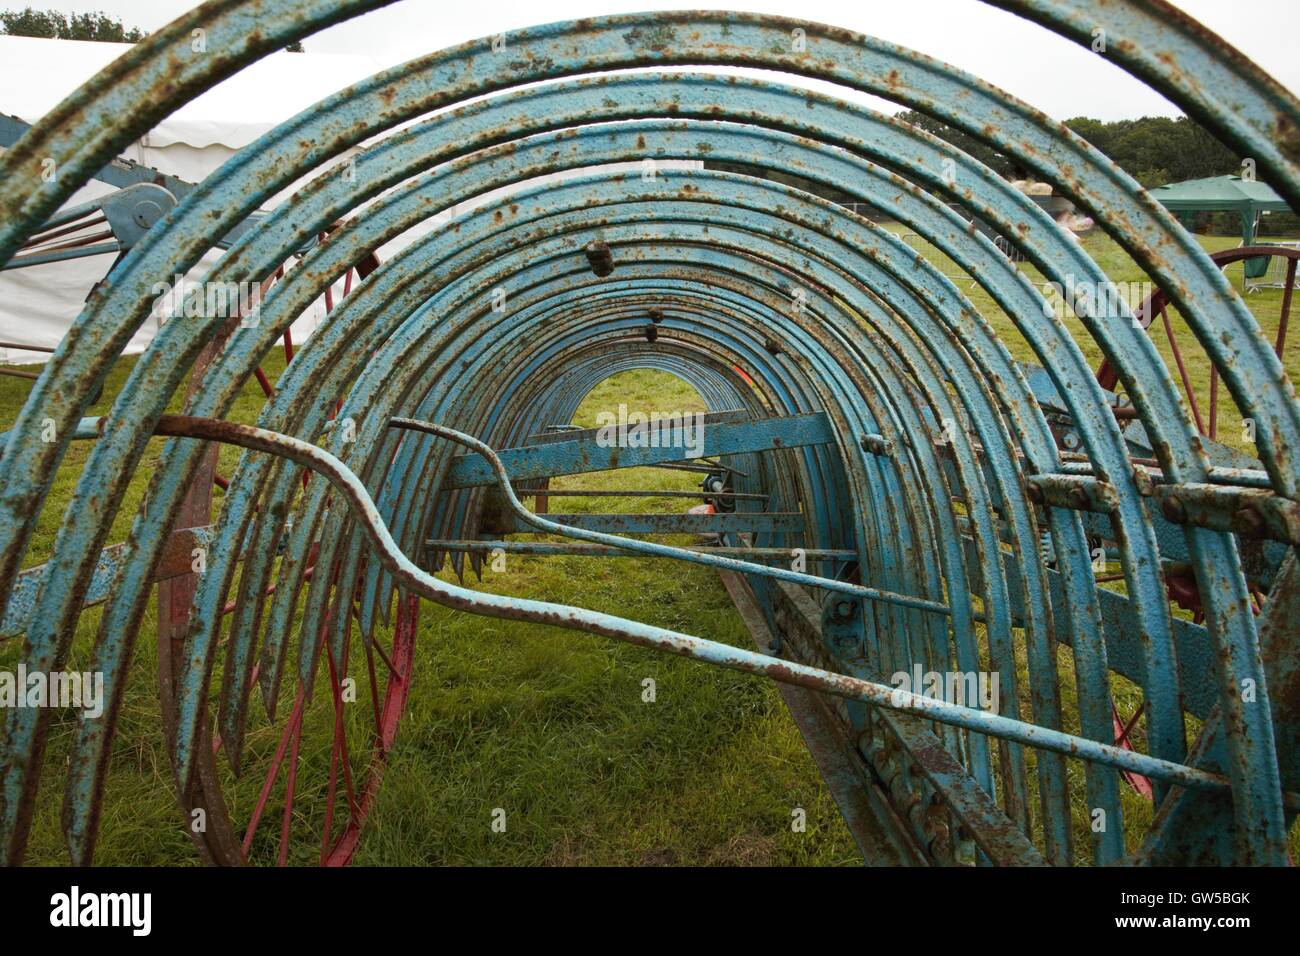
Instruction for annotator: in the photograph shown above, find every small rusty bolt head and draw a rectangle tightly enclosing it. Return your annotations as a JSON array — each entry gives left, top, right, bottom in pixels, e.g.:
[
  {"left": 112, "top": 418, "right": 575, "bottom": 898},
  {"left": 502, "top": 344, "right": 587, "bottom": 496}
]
[
  {"left": 1026, "top": 483, "right": 1044, "bottom": 505},
  {"left": 647, "top": 308, "right": 663, "bottom": 324},
  {"left": 1068, "top": 487, "right": 1091, "bottom": 511},
  {"left": 860, "top": 434, "right": 894, "bottom": 457},
  {"left": 1231, "top": 506, "right": 1265, "bottom": 537},
  {"left": 1161, "top": 495, "right": 1187, "bottom": 524},
  {"left": 584, "top": 240, "right": 614, "bottom": 277},
  {"left": 644, "top": 324, "right": 658, "bottom": 342}
]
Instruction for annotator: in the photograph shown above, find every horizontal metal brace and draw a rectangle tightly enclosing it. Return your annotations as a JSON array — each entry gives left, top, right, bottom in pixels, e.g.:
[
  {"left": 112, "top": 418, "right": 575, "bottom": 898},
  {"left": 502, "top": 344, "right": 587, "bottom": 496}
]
[
  {"left": 426, "top": 539, "right": 857, "bottom": 562},
  {"left": 2, "top": 526, "right": 213, "bottom": 638},
  {"left": 394, "top": 417, "right": 952, "bottom": 615},
  {"left": 1025, "top": 473, "right": 1121, "bottom": 514},
  {"left": 517, "top": 488, "right": 769, "bottom": 501},
  {"left": 440, "top": 411, "right": 835, "bottom": 488},
  {"left": 943, "top": 438, "right": 1273, "bottom": 491},
  {"left": 1057, "top": 458, "right": 1275, "bottom": 491},
  {"left": 1154, "top": 482, "right": 1300, "bottom": 545},
  {"left": 483, "top": 511, "right": 804, "bottom": 535},
  {"left": 522, "top": 409, "right": 748, "bottom": 445}
]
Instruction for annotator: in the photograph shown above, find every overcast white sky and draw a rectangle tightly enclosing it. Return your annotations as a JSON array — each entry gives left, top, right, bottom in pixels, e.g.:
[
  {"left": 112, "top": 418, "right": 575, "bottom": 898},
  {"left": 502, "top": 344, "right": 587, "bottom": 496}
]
[{"left": 13, "top": 0, "right": 1300, "bottom": 121}]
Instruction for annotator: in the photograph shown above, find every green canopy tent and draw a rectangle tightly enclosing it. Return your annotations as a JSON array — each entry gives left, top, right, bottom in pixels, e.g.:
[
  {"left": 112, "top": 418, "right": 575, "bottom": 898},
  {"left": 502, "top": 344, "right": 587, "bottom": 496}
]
[{"left": 1148, "top": 174, "right": 1292, "bottom": 278}]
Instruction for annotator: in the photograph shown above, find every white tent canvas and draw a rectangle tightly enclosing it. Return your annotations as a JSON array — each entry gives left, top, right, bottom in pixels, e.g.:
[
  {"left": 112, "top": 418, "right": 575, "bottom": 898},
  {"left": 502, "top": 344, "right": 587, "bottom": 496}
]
[{"left": 0, "top": 35, "right": 385, "bottom": 365}]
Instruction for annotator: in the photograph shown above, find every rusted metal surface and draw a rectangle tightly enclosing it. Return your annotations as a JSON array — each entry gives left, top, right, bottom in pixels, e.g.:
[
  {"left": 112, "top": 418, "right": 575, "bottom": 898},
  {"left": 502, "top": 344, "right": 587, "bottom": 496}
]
[
  {"left": 716, "top": 569, "right": 928, "bottom": 866},
  {"left": 0, "top": 3, "right": 1296, "bottom": 867}
]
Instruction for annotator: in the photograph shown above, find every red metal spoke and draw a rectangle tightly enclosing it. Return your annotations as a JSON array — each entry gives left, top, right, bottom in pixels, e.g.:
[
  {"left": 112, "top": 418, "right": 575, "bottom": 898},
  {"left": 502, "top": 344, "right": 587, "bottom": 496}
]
[
  {"left": 354, "top": 602, "right": 400, "bottom": 680},
  {"left": 242, "top": 685, "right": 306, "bottom": 858},
  {"left": 320, "top": 736, "right": 340, "bottom": 864},
  {"left": 321, "top": 593, "right": 418, "bottom": 866},
  {"left": 1110, "top": 700, "right": 1153, "bottom": 798},
  {"left": 1208, "top": 367, "right": 1219, "bottom": 440},
  {"left": 360, "top": 622, "right": 384, "bottom": 738},
  {"left": 253, "top": 365, "right": 274, "bottom": 397},
  {"left": 1116, "top": 701, "right": 1145, "bottom": 747},
  {"left": 1157, "top": 303, "right": 1207, "bottom": 435},
  {"left": 320, "top": 638, "right": 360, "bottom": 862},
  {"left": 276, "top": 688, "right": 306, "bottom": 866},
  {"left": 328, "top": 611, "right": 361, "bottom": 814},
  {"left": 1277, "top": 258, "right": 1296, "bottom": 358}
]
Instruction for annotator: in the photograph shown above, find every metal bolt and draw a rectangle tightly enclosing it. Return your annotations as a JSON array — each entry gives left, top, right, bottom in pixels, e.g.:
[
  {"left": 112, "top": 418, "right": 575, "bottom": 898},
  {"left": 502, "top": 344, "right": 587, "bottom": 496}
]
[
  {"left": 860, "top": 433, "right": 894, "bottom": 457},
  {"left": 1068, "top": 487, "right": 1091, "bottom": 511},
  {"left": 584, "top": 240, "right": 613, "bottom": 277},
  {"left": 1026, "top": 483, "right": 1044, "bottom": 505}
]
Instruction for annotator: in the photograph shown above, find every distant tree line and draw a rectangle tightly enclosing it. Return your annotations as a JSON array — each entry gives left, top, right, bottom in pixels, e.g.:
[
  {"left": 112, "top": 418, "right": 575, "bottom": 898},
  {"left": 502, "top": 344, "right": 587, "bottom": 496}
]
[
  {"left": 0, "top": 7, "right": 303, "bottom": 49},
  {"left": 0, "top": 7, "right": 143, "bottom": 41},
  {"left": 1063, "top": 115, "right": 1239, "bottom": 187},
  {"left": 896, "top": 109, "right": 1243, "bottom": 188},
  {"left": 895, "top": 109, "right": 1295, "bottom": 235},
  {"left": 711, "top": 111, "right": 1293, "bottom": 237}
]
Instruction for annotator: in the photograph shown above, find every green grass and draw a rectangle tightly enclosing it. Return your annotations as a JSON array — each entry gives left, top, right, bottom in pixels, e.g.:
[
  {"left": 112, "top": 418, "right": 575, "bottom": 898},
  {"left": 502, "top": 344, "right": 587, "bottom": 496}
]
[{"left": 2, "top": 226, "right": 1296, "bottom": 866}]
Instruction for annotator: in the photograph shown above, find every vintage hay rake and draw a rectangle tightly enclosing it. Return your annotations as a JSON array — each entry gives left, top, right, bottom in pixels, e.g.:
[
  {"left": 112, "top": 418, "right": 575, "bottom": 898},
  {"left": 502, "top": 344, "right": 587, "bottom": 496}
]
[{"left": 0, "top": 1, "right": 1298, "bottom": 866}]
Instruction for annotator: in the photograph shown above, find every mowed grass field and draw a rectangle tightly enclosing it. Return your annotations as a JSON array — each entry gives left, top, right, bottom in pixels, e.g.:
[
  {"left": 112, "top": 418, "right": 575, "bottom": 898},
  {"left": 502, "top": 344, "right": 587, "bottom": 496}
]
[{"left": 2, "top": 226, "right": 1297, "bottom": 865}]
